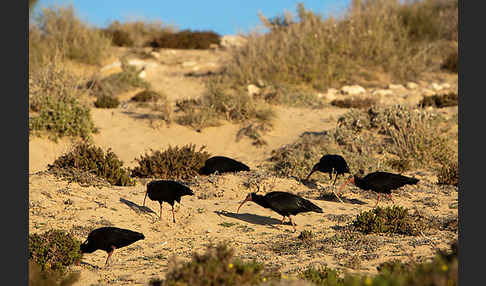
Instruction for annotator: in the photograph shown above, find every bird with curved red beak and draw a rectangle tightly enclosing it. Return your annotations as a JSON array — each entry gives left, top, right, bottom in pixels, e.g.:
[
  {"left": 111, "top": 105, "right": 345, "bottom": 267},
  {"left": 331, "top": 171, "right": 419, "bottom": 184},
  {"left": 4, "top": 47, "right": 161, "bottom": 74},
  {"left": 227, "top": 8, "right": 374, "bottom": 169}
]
[
  {"left": 237, "top": 191, "right": 323, "bottom": 232},
  {"left": 338, "top": 171, "right": 419, "bottom": 207}
]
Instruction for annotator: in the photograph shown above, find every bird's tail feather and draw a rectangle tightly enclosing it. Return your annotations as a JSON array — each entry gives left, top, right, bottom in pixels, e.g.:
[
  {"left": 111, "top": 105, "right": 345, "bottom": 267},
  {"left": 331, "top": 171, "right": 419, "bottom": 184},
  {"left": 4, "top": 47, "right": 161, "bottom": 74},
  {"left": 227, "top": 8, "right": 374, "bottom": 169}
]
[{"left": 304, "top": 200, "right": 323, "bottom": 213}]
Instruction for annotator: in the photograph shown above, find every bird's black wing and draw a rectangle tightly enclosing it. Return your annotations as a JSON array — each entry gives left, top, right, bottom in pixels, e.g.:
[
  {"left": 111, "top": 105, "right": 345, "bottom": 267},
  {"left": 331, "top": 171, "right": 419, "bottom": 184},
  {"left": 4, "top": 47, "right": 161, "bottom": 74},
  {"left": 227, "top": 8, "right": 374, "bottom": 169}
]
[
  {"left": 364, "top": 172, "right": 419, "bottom": 191},
  {"left": 265, "top": 192, "right": 322, "bottom": 214}
]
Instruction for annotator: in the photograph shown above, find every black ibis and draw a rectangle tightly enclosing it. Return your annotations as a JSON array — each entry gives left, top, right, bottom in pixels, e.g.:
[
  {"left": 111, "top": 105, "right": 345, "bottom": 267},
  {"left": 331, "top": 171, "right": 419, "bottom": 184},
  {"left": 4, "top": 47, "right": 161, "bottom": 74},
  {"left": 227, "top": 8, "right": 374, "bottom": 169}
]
[
  {"left": 338, "top": 171, "right": 419, "bottom": 207},
  {"left": 143, "top": 180, "right": 194, "bottom": 222},
  {"left": 80, "top": 227, "right": 144, "bottom": 267},
  {"left": 237, "top": 191, "right": 323, "bottom": 231},
  {"left": 305, "top": 154, "right": 350, "bottom": 203},
  {"left": 199, "top": 156, "right": 250, "bottom": 175}
]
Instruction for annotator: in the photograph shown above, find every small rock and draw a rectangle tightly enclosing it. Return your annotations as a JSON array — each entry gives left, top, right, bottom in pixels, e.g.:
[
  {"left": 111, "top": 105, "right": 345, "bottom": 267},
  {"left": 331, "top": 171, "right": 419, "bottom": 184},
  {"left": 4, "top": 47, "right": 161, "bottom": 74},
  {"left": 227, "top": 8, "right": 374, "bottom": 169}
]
[
  {"left": 388, "top": 84, "right": 406, "bottom": 90},
  {"left": 327, "top": 88, "right": 338, "bottom": 95},
  {"left": 406, "top": 82, "right": 419, "bottom": 89},
  {"left": 247, "top": 84, "right": 261, "bottom": 97},
  {"left": 341, "top": 85, "right": 366, "bottom": 95},
  {"left": 149, "top": 51, "right": 160, "bottom": 59},
  {"left": 256, "top": 79, "right": 266, "bottom": 88},
  {"left": 372, "top": 89, "right": 393, "bottom": 96},
  {"left": 431, "top": 83, "right": 443, "bottom": 91},
  {"left": 182, "top": 61, "right": 197, "bottom": 67},
  {"left": 422, "top": 89, "right": 436, "bottom": 96},
  {"left": 138, "top": 70, "right": 146, "bottom": 79}
]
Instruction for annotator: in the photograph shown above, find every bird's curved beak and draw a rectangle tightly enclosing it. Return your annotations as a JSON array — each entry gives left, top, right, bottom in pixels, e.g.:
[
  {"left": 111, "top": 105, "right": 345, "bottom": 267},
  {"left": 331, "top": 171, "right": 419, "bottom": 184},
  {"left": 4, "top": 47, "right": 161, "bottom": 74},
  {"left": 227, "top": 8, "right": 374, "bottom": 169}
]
[
  {"left": 143, "top": 189, "right": 148, "bottom": 207},
  {"left": 305, "top": 165, "right": 317, "bottom": 181},
  {"left": 338, "top": 176, "right": 354, "bottom": 193},
  {"left": 237, "top": 196, "right": 251, "bottom": 214}
]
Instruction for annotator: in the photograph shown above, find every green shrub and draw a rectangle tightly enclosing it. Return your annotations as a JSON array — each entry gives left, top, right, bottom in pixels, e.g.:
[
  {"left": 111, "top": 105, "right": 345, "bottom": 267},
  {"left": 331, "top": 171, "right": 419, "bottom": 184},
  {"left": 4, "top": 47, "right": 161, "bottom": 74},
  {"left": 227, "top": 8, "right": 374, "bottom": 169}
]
[
  {"left": 48, "top": 142, "right": 134, "bottom": 186},
  {"left": 103, "top": 20, "right": 176, "bottom": 47},
  {"left": 441, "top": 50, "right": 458, "bottom": 73},
  {"left": 89, "top": 57, "right": 150, "bottom": 98},
  {"left": 151, "top": 242, "right": 280, "bottom": 286},
  {"left": 352, "top": 206, "right": 428, "bottom": 236},
  {"left": 94, "top": 94, "right": 120, "bottom": 108},
  {"left": 331, "top": 97, "right": 377, "bottom": 109},
  {"left": 29, "top": 63, "right": 97, "bottom": 141},
  {"left": 131, "top": 89, "right": 161, "bottom": 102},
  {"left": 29, "top": 229, "right": 82, "bottom": 274},
  {"left": 298, "top": 240, "right": 458, "bottom": 286},
  {"left": 131, "top": 144, "right": 211, "bottom": 180},
  {"left": 149, "top": 29, "right": 221, "bottom": 49},
  {"left": 175, "top": 79, "right": 275, "bottom": 131},
  {"left": 29, "top": 260, "right": 80, "bottom": 286},
  {"left": 419, "top": 92, "right": 458, "bottom": 108},
  {"left": 29, "top": 5, "right": 111, "bottom": 69},
  {"left": 437, "top": 160, "right": 459, "bottom": 186}
]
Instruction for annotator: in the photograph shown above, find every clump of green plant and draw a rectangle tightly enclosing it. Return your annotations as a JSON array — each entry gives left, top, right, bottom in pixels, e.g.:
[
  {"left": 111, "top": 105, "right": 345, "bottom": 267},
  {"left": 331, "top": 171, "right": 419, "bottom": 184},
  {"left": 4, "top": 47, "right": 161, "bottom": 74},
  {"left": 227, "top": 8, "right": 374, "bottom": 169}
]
[
  {"left": 148, "top": 29, "right": 221, "bottom": 49},
  {"left": 298, "top": 230, "right": 314, "bottom": 244},
  {"left": 331, "top": 96, "right": 377, "bottom": 109},
  {"left": 29, "top": 62, "right": 97, "bottom": 142},
  {"left": 419, "top": 92, "right": 458, "bottom": 108},
  {"left": 29, "top": 260, "right": 80, "bottom": 286},
  {"left": 236, "top": 121, "right": 272, "bottom": 146},
  {"left": 29, "top": 229, "right": 82, "bottom": 274},
  {"left": 223, "top": 0, "right": 457, "bottom": 93},
  {"left": 175, "top": 79, "right": 275, "bottom": 132},
  {"left": 352, "top": 206, "right": 428, "bottom": 236},
  {"left": 441, "top": 50, "right": 458, "bottom": 73},
  {"left": 48, "top": 142, "right": 134, "bottom": 186},
  {"left": 437, "top": 160, "right": 459, "bottom": 186},
  {"left": 131, "top": 89, "right": 161, "bottom": 102},
  {"left": 29, "top": 4, "right": 111, "bottom": 71},
  {"left": 94, "top": 94, "right": 120, "bottom": 108},
  {"left": 299, "top": 266, "right": 343, "bottom": 285},
  {"left": 298, "top": 240, "right": 458, "bottom": 286},
  {"left": 131, "top": 144, "right": 211, "bottom": 180},
  {"left": 151, "top": 242, "right": 280, "bottom": 286},
  {"left": 103, "top": 20, "right": 176, "bottom": 47},
  {"left": 258, "top": 85, "right": 325, "bottom": 109},
  {"left": 89, "top": 57, "right": 150, "bottom": 98}
]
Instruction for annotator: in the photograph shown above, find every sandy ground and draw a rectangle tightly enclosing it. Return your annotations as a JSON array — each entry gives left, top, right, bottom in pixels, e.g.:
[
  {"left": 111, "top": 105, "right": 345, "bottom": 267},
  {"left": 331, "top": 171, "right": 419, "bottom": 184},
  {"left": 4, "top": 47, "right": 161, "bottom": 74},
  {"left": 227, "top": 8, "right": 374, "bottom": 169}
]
[{"left": 29, "top": 47, "right": 458, "bottom": 285}]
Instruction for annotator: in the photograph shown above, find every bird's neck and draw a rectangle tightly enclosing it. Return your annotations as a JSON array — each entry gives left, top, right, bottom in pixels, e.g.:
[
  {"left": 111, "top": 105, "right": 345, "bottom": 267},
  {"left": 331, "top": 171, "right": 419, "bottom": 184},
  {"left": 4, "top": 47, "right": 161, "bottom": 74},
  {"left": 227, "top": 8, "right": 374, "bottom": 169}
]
[
  {"left": 252, "top": 194, "right": 271, "bottom": 209},
  {"left": 354, "top": 176, "right": 367, "bottom": 189}
]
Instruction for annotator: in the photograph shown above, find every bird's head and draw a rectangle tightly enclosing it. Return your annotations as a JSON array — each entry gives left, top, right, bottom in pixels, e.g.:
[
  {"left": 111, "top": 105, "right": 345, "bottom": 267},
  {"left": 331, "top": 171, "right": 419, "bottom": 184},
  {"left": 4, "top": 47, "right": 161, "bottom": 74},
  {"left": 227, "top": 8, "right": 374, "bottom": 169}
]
[
  {"left": 305, "top": 163, "right": 319, "bottom": 181},
  {"left": 79, "top": 239, "right": 93, "bottom": 254},
  {"left": 237, "top": 192, "right": 256, "bottom": 213}
]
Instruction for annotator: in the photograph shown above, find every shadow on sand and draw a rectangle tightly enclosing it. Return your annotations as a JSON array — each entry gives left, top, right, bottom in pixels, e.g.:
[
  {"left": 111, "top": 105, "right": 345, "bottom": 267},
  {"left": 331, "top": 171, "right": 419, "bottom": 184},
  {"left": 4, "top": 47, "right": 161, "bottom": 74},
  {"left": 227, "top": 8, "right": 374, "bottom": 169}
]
[
  {"left": 120, "top": 197, "right": 157, "bottom": 215},
  {"left": 214, "top": 210, "right": 285, "bottom": 228}
]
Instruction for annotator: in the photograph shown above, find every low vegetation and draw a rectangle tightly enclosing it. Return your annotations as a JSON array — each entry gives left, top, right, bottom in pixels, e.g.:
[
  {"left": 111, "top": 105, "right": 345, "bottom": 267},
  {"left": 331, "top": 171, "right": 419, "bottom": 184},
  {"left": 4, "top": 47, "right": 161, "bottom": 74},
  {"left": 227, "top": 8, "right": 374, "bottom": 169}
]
[
  {"left": 48, "top": 142, "right": 134, "bottom": 186},
  {"left": 131, "top": 89, "right": 162, "bottom": 102},
  {"left": 268, "top": 105, "right": 456, "bottom": 179},
  {"left": 94, "top": 94, "right": 120, "bottom": 108},
  {"left": 352, "top": 206, "right": 428, "bottom": 236},
  {"left": 29, "top": 62, "right": 97, "bottom": 142},
  {"left": 29, "top": 5, "right": 111, "bottom": 72},
  {"left": 29, "top": 260, "right": 80, "bottom": 286},
  {"left": 88, "top": 57, "right": 151, "bottom": 99},
  {"left": 148, "top": 29, "right": 221, "bottom": 50},
  {"left": 29, "top": 229, "right": 82, "bottom": 274},
  {"left": 102, "top": 20, "right": 176, "bottom": 47},
  {"left": 419, "top": 92, "right": 458, "bottom": 108},
  {"left": 330, "top": 96, "right": 377, "bottom": 109},
  {"left": 300, "top": 240, "right": 457, "bottom": 285},
  {"left": 131, "top": 144, "right": 211, "bottom": 180},
  {"left": 149, "top": 242, "right": 280, "bottom": 286},
  {"left": 437, "top": 160, "right": 459, "bottom": 186},
  {"left": 221, "top": 0, "right": 457, "bottom": 93},
  {"left": 175, "top": 79, "right": 275, "bottom": 132}
]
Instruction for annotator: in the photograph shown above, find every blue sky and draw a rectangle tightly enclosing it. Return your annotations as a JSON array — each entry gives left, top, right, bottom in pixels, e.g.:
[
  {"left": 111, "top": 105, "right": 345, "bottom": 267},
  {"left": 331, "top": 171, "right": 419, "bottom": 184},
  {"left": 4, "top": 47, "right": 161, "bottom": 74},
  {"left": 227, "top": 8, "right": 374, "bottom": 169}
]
[{"left": 33, "top": 1, "right": 351, "bottom": 36}]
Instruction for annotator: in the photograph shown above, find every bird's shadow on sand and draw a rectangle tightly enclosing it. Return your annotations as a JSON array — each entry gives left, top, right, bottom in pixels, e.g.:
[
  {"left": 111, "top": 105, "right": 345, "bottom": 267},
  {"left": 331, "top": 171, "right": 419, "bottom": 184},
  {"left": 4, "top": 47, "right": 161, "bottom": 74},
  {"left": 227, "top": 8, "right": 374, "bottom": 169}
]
[
  {"left": 119, "top": 197, "right": 156, "bottom": 215},
  {"left": 214, "top": 210, "right": 284, "bottom": 227},
  {"left": 316, "top": 193, "right": 367, "bottom": 205}
]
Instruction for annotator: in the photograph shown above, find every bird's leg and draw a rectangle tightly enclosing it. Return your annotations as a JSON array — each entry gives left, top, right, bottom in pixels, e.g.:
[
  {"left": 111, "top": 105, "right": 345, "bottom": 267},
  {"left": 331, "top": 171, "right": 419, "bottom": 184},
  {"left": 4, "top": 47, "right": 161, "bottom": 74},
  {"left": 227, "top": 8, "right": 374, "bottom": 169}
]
[
  {"left": 374, "top": 193, "right": 381, "bottom": 208},
  {"left": 104, "top": 246, "right": 116, "bottom": 267},
  {"left": 388, "top": 193, "right": 394, "bottom": 204},
  {"left": 288, "top": 216, "right": 296, "bottom": 232},
  {"left": 171, "top": 205, "right": 176, "bottom": 223},
  {"left": 281, "top": 216, "right": 287, "bottom": 224},
  {"left": 159, "top": 203, "right": 163, "bottom": 221},
  {"left": 330, "top": 170, "right": 344, "bottom": 203}
]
